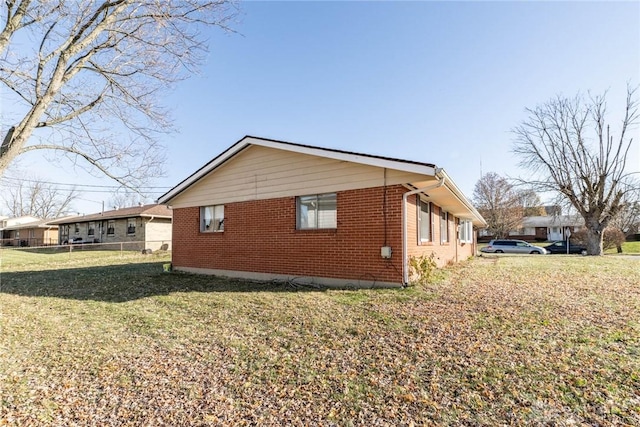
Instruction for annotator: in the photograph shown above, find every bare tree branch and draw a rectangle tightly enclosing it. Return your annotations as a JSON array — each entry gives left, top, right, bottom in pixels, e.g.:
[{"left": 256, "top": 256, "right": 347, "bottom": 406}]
[
  {"left": 473, "top": 172, "right": 525, "bottom": 238},
  {"left": 0, "top": 1, "right": 238, "bottom": 187},
  {"left": 512, "top": 86, "right": 639, "bottom": 255},
  {"left": 1, "top": 174, "right": 79, "bottom": 218}
]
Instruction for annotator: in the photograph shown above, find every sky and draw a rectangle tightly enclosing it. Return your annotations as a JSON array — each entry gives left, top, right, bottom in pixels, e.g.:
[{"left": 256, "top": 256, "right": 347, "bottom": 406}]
[{"left": 2, "top": 1, "right": 639, "bottom": 216}]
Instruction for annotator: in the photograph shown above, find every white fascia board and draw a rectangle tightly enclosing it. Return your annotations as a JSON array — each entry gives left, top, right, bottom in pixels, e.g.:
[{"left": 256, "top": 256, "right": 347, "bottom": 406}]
[
  {"left": 438, "top": 169, "right": 487, "bottom": 227},
  {"left": 249, "top": 137, "right": 437, "bottom": 177},
  {"left": 157, "top": 139, "right": 251, "bottom": 204},
  {"left": 157, "top": 136, "right": 438, "bottom": 205}
]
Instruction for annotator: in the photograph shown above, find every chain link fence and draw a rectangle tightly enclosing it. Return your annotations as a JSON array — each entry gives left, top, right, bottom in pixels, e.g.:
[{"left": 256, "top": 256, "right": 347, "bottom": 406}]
[{"left": 0, "top": 240, "right": 171, "bottom": 256}]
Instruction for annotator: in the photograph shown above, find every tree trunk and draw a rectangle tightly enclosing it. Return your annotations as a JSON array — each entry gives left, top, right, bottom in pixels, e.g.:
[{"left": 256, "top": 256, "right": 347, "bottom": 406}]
[
  {"left": 616, "top": 244, "right": 623, "bottom": 254},
  {"left": 585, "top": 228, "right": 604, "bottom": 255}
]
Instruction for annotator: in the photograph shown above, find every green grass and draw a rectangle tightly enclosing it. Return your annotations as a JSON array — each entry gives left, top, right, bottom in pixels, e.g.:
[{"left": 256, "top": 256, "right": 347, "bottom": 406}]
[
  {"left": 1, "top": 251, "right": 639, "bottom": 425},
  {"left": 0, "top": 247, "right": 171, "bottom": 271},
  {"left": 605, "top": 240, "right": 640, "bottom": 254}
]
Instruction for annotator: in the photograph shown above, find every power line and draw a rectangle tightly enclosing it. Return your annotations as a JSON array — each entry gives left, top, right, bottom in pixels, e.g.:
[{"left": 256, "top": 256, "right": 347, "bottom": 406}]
[
  {"left": 0, "top": 179, "right": 167, "bottom": 195},
  {"left": 0, "top": 175, "right": 172, "bottom": 191}
]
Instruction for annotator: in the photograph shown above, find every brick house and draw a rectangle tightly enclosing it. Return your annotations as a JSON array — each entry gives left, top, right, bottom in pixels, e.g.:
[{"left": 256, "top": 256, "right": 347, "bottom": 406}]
[
  {"left": 49, "top": 204, "right": 172, "bottom": 251},
  {"left": 0, "top": 216, "right": 59, "bottom": 247},
  {"left": 158, "top": 136, "right": 486, "bottom": 287}
]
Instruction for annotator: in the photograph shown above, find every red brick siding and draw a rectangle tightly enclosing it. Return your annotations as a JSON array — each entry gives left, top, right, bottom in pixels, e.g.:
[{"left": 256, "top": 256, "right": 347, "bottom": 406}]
[
  {"left": 172, "top": 186, "right": 406, "bottom": 284},
  {"left": 172, "top": 185, "right": 475, "bottom": 283},
  {"left": 405, "top": 195, "right": 475, "bottom": 267}
]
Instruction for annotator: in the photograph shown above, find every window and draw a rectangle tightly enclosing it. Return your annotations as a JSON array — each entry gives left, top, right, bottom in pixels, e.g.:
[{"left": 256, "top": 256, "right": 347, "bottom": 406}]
[
  {"left": 88, "top": 222, "right": 95, "bottom": 236},
  {"left": 440, "top": 210, "right": 449, "bottom": 243},
  {"left": 459, "top": 220, "right": 473, "bottom": 243},
  {"left": 107, "top": 220, "right": 115, "bottom": 235},
  {"left": 297, "top": 193, "right": 337, "bottom": 230},
  {"left": 74, "top": 223, "right": 80, "bottom": 234},
  {"left": 127, "top": 218, "right": 136, "bottom": 235},
  {"left": 201, "top": 205, "right": 224, "bottom": 232},
  {"left": 418, "top": 199, "right": 431, "bottom": 243}
]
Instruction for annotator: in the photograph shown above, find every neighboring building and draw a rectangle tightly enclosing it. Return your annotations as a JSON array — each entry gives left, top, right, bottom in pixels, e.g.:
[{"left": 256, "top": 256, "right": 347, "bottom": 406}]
[
  {"left": 0, "top": 216, "right": 59, "bottom": 247},
  {"left": 48, "top": 204, "right": 172, "bottom": 251},
  {"left": 158, "top": 136, "right": 486, "bottom": 288},
  {"left": 479, "top": 215, "right": 584, "bottom": 242}
]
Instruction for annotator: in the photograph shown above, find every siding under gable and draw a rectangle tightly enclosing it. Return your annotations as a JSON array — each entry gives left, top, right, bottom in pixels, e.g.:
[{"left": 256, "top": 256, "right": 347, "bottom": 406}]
[{"left": 170, "top": 145, "right": 430, "bottom": 208}]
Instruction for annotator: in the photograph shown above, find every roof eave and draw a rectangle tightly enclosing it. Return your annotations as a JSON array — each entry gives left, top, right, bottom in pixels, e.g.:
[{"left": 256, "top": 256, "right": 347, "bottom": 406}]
[
  {"left": 438, "top": 169, "right": 487, "bottom": 227},
  {"left": 157, "top": 135, "right": 438, "bottom": 205}
]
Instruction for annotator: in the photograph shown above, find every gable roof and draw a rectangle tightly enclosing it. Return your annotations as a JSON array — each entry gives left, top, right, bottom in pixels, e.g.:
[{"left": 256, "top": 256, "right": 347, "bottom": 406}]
[
  {"left": 157, "top": 135, "right": 485, "bottom": 226},
  {"left": 1, "top": 215, "right": 41, "bottom": 228},
  {"left": 157, "top": 135, "right": 438, "bottom": 205},
  {"left": 0, "top": 218, "right": 57, "bottom": 231},
  {"left": 47, "top": 204, "right": 172, "bottom": 225}
]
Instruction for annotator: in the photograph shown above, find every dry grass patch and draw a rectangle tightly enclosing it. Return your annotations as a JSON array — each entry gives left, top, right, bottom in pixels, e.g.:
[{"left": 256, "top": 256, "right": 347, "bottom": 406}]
[{"left": 0, "top": 253, "right": 638, "bottom": 425}]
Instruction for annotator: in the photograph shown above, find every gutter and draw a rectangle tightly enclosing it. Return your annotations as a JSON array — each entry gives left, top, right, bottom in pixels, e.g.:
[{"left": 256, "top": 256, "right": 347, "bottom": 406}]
[{"left": 402, "top": 169, "right": 445, "bottom": 286}]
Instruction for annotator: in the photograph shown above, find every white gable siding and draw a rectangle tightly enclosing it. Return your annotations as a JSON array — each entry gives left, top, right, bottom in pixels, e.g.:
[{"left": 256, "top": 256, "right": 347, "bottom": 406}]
[{"left": 170, "top": 145, "right": 430, "bottom": 208}]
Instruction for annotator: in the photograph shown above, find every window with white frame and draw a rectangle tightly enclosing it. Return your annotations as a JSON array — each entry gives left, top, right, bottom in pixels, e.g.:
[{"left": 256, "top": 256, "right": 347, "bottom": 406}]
[
  {"left": 440, "top": 209, "right": 449, "bottom": 243},
  {"left": 201, "top": 205, "right": 224, "bottom": 232},
  {"left": 418, "top": 199, "right": 431, "bottom": 243},
  {"left": 459, "top": 220, "right": 473, "bottom": 243},
  {"left": 127, "top": 218, "right": 136, "bottom": 235},
  {"left": 297, "top": 193, "right": 337, "bottom": 230}
]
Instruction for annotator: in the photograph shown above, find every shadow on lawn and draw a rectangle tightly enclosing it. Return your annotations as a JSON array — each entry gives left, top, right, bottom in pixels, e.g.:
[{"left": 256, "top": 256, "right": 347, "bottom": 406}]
[{"left": 0, "top": 262, "right": 327, "bottom": 302}]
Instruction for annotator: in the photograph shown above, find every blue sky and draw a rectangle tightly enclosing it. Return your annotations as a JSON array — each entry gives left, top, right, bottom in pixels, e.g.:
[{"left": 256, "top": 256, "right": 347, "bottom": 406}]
[{"left": 4, "top": 1, "right": 640, "bottom": 214}]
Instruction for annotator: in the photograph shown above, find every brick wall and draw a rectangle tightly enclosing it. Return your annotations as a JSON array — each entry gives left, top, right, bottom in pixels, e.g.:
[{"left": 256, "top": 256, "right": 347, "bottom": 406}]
[
  {"left": 173, "top": 185, "right": 406, "bottom": 284},
  {"left": 172, "top": 185, "right": 475, "bottom": 285},
  {"left": 405, "top": 194, "right": 476, "bottom": 267}
]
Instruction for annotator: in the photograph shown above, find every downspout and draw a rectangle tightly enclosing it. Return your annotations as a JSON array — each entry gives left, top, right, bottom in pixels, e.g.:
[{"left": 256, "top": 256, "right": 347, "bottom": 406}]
[
  {"left": 402, "top": 169, "right": 445, "bottom": 286},
  {"left": 145, "top": 216, "right": 155, "bottom": 248}
]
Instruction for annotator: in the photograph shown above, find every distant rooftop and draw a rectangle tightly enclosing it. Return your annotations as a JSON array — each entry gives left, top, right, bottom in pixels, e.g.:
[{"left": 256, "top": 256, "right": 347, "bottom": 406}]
[{"left": 48, "top": 204, "right": 172, "bottom": 224}]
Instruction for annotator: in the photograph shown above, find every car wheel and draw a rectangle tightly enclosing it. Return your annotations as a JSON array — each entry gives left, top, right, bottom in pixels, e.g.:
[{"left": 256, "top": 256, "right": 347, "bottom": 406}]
[
  {"left": 531, "top": 250, "right": 540, "bottom": 254},
  {"left": 495, "top": 250, "right": 503, "bottom": 253}
]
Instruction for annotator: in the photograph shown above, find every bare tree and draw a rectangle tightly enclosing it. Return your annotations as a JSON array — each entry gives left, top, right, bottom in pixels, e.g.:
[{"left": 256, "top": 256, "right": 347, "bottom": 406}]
[
  {"left": 513, "top": 86, "right": 639, "bottom": 255},
  {"left": 473, "top": 172, "right": 524, "bottom": 238},
  {"left": 108, "top": 190, "right": 150, "bottom": 210},
  {"left": 518, "top": 189, "right": 546, "bottom": 217},
  {"left": 2, "top": 177, "right": 78, "bottom": 218},
  {"left": 608, "top": 190, "right": 640, "bottom": 252},
  {"left": 0, "top": 1, "right": 237, "bottom": 189}
]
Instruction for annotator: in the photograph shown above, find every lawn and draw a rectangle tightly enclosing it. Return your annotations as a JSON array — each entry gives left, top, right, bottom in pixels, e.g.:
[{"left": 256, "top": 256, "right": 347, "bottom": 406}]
[
  {"left": 605, "top": 240, "right": 640, "bottom": 254},
  {"left": 0, "top": 251, "right": 638, "bottom": 425}
]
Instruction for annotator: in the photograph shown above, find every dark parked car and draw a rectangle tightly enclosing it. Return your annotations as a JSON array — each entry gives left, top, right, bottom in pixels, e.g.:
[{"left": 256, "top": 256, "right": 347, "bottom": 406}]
[{"left": 545, "top": 240, "right": 587, "bottom": 255}]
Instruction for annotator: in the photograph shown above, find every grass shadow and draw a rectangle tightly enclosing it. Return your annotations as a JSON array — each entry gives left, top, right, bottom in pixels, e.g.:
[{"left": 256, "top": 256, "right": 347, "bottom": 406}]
[{"left": 0, "top": 261, "right": 328, "bottom": 303}]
